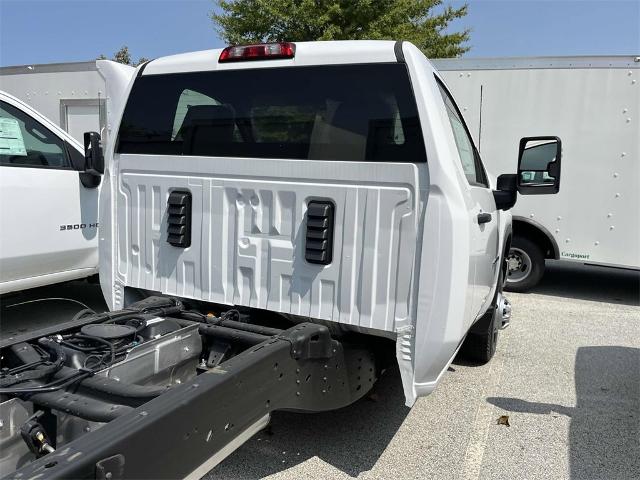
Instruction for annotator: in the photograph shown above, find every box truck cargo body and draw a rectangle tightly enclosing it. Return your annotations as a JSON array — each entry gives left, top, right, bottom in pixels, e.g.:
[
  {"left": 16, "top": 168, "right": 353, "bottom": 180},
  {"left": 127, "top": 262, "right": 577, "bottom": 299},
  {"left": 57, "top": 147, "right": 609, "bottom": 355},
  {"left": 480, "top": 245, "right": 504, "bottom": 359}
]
[
  {"left": 0, "top": 60, "right": 132, "bottom": 147},
  {"left": 0, "top": 61, "right": 105, "bottom": 145},
  {"left": 434, "top": 56, "right": 640, "bottom": 290}
]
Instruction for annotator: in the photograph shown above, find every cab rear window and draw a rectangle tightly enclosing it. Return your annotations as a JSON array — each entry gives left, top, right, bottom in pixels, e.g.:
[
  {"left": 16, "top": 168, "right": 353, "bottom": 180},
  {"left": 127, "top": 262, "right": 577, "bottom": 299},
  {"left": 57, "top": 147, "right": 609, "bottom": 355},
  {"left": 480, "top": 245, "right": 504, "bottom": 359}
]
[{"left": 116, "top": 63, "right": 426, "bottom": 163}]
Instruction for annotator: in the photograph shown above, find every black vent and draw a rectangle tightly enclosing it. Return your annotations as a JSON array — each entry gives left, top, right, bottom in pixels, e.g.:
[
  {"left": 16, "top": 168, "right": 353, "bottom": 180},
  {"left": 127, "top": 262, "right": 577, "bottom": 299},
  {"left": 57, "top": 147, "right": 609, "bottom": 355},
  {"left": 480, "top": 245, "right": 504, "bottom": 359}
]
[
  {"left": 305, "top": 201, "right": 334, "bottom": 265},
  {"left": 167, "top": 190, "right": 191, "bottom": 248}
]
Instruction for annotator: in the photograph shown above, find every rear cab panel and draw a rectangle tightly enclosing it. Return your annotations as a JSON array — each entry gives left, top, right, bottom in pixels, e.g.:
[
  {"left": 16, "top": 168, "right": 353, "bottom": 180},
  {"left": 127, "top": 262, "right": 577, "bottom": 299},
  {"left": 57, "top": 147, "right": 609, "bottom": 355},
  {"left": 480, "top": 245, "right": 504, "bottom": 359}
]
[{"left": 102, "top": 41, "right": 478, "bottom": 405}]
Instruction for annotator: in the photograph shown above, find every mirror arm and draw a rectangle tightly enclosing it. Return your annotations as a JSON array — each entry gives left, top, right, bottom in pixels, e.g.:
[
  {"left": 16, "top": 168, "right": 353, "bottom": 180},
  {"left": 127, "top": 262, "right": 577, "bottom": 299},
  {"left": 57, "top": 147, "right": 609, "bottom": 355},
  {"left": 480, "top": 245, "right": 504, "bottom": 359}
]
[
  {"left": 494, "top": 174, "right": 518, "bottom": 211},
  {"left": 84, "top": 131, "right": 105, "bottom": 176},
  {"left": 493, "top": 190, "right": 517, "bottom": 211}
]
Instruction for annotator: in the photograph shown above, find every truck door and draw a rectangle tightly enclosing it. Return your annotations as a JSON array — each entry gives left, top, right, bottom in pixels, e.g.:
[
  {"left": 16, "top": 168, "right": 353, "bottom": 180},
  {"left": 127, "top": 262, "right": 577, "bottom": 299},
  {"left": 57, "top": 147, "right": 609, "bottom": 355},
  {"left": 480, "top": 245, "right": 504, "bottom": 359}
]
[
  {"left": 436, "top": 81, "right": 499, "bottom": 320},
  {"left": 469, "top": 178, "right": 499, "bottom": 315},
  {"left": 0, "top": 98, "right": 98, "bottom": 293}
]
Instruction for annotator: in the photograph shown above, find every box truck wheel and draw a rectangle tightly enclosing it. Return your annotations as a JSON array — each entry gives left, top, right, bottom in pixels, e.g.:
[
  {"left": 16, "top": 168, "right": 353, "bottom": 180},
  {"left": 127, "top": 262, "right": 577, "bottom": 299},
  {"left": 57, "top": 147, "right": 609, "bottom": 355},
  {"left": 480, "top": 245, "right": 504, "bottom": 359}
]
[{"left": 504, "top": 236, "right": 545, "bottom": 292}]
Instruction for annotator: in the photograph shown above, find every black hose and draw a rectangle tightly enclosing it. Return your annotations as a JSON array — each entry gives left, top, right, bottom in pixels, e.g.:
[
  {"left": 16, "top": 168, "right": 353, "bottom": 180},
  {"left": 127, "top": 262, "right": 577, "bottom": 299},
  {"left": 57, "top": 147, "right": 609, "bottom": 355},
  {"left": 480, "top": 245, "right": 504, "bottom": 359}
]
[
  {"left": 74, "top": 334, "right": 116, "bottom": 367},
  {"left": 71, "top": 308, "right": 96, "bottom": 321},
  {"left": 60, "top": 340, "right": 97, "bottom": 352},
  {"left": 217, "top": 319, "right": 282, "bottom": 337},
  {"left": 180, "top": 311, "right": 208, "bottom": 323},
  {"left": 2, "top": 371, "right": 91, "bottom": 394},
  {"left": 74, "top": 375, "right": 169, "bottom": 406},
  {"left": 198, "top": 324, "right": 270, "bottom": 345},
  {"left": 221, "top": 309, "right": 241, "bottom": 322},
  {"left": 24, "top": 367, "right": 169, "bottom": 406},
  {"left": 183, "top": 309, "right": 282, "bottom": 336}
]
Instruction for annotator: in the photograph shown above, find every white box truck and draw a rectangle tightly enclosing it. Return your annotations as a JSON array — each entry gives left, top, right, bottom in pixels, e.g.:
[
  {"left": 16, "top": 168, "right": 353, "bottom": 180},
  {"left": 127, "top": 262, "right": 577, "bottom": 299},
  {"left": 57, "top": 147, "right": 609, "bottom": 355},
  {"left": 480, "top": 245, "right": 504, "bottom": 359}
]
[
  {"left": 435, "top": 56, "right": 640, "bottom": 290},
  {"left": 0, "top": 41, "right": 561, "bottom": 479},
  {"left": 0, "top": 61, "right": 133, "bottom": 293},
  {"left": 0, "top": 60, "right": 124, "bottom": 145}
]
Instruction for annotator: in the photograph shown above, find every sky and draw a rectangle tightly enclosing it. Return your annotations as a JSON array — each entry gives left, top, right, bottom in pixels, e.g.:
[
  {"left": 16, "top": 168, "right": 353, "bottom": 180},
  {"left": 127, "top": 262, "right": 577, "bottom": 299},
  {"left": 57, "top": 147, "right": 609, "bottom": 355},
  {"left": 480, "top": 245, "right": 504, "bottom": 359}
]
[{"left": 0, "top": 0, "right": 638, "bottom": 67}]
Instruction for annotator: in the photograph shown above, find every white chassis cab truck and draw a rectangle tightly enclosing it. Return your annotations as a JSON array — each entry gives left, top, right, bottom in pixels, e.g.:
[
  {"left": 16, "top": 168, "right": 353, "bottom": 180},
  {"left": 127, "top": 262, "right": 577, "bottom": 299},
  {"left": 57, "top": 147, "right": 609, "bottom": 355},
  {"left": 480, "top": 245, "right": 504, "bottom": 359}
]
[
  {"left": 0, "top": 61, "right": 133, "bottom": 294},
  {"left": 0, "top": 91, "right": 101, "bottom": 294},
  {"left": 0, "top": 41, "right": 561, "bottom": 480}
]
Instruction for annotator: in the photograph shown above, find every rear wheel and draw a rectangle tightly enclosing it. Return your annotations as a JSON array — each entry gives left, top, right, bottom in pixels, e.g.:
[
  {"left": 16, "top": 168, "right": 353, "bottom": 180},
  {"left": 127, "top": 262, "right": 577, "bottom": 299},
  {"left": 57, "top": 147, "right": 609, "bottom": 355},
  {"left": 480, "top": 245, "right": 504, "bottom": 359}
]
[{"left": 504, "top": 236, "right": 545, "bottom": 292}]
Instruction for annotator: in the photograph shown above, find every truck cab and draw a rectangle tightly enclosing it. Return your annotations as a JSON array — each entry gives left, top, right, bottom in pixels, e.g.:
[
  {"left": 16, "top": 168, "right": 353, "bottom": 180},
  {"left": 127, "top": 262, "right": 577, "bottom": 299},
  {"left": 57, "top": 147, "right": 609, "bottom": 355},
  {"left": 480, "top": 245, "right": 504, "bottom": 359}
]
[{"left": 100, "top": 40, "right": 558, "bottom": 405}]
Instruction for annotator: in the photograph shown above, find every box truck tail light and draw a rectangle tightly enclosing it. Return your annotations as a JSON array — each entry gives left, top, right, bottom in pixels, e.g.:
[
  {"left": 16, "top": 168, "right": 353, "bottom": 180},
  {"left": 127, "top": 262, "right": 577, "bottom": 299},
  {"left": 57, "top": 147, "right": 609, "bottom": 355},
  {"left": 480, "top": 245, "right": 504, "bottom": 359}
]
[{"left": 218, "top": 42, "right": 296, "bottom": 62}]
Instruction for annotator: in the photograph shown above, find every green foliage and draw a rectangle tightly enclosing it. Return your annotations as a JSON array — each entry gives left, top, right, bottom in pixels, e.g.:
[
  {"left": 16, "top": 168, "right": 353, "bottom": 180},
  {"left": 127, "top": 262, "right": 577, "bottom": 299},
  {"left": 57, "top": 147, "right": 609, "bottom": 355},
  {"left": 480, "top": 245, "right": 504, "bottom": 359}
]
[
  {"left": 211, "top": 0, "right": 470, "bottom": 58},
  {"left": 112, "top": 45, "right": 132, "bottom": 65},
  {"left": 97, "top": 46, "right": 148, "bottom": 66}
]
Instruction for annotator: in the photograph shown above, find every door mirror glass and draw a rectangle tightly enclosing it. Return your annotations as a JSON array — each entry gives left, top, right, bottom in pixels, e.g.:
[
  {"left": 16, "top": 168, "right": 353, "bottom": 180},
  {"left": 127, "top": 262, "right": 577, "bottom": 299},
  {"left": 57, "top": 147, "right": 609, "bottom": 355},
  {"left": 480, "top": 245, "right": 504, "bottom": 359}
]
[
  {"left": 83, "top": 131, "right": 104, "bottom": 175},
  {"left": 517, "top": 136, "right": 561, "bottom": 195}
]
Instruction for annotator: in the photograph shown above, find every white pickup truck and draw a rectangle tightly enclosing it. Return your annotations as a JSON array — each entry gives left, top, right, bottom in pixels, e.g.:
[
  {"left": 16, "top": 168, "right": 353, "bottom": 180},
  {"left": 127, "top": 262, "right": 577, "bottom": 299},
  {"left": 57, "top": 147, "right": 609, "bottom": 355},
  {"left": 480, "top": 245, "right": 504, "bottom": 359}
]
[
  {"left": 0, "top": 91, "right": 100, "bottom": 294},
  {"left": 0, "top": 41, "right": 561, "bottom": 480},
  {"left": 0, "top": 61, "right": 133, "bottom": 294}
]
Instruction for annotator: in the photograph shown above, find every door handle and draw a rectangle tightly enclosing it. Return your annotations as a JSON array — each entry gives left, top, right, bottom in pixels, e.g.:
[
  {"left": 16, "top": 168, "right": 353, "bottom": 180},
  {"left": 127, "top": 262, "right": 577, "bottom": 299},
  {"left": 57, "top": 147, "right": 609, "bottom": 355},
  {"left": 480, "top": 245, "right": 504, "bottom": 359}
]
[{"left": 477, "top": 212, "right": 492, "bottom": 224}]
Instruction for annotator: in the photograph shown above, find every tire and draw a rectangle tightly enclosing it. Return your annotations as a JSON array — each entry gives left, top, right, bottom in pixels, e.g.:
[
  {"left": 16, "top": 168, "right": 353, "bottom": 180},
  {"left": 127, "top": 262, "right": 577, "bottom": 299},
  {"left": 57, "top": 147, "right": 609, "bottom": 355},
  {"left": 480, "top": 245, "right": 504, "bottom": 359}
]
[
  {"left": 504, "top": 236, "right": 545, "bottom": 293},
  {"left": 459, "top": 266, "right": 504, "bottom": 364},
  {"left": 459, "top": 307, "right": 499, "bottom": 364}
]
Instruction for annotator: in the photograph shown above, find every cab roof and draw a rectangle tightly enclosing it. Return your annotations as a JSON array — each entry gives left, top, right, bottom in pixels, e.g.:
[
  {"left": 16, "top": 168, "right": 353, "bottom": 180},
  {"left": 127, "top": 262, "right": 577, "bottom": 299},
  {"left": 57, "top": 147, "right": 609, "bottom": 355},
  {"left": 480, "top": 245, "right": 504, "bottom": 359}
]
[{"left": 142, "top": 40, "right": 402, "bottom": 76}]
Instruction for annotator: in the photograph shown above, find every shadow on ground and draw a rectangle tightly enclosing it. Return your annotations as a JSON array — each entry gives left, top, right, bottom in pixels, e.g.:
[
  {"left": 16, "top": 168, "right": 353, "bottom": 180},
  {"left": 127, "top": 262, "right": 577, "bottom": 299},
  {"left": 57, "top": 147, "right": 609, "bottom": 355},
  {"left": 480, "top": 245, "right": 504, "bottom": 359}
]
[
  {"left": 207, "top": 366, "right": 409, "bottom": 479},
  {"left": 523, "top": 261, "right": 640, "bottom": 306},
  {"left": 488, "top": 346, "right": 640, "bottom": 479},
  {"left": 0, "top": 280, "right": 108, "bottom": 340}
]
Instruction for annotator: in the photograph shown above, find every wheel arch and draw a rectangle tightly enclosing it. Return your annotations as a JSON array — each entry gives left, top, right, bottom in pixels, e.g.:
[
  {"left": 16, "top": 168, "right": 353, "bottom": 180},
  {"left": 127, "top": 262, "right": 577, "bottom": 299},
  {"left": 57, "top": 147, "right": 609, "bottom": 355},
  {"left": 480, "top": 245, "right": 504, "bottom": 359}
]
[{"left": 512, "top": 216, "right": 559, "bottom": 260}]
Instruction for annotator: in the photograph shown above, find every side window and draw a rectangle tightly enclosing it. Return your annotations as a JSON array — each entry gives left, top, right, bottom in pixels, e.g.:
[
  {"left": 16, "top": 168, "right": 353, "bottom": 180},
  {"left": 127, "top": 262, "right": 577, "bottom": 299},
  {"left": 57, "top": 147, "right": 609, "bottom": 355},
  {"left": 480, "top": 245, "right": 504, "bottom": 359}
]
[
  {"left": 436, "top": 81, "right": 488, "bottom": 187},
  {"left": 0, "top": 101, "right": 70, "bottom": 169}
]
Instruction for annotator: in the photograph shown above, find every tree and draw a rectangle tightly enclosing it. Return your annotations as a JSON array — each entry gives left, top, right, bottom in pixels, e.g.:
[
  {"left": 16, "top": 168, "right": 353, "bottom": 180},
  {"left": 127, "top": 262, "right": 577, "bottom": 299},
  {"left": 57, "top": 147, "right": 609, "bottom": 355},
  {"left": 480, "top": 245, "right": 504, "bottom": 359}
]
[
  {"left": 112, "top": 45, "right": 132, "bottom": 65},
  {"left": 211, "top": 0, "right": 470, "bottom": 58},
  {"left": 97, "top": 46, "right": 148, "bottom": 66}
]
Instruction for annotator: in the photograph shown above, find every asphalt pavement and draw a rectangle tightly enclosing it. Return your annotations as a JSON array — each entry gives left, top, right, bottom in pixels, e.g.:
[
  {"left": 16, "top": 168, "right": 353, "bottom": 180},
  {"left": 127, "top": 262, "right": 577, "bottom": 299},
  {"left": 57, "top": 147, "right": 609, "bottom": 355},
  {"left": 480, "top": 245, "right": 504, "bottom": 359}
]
[
  {"left": 205, "top": 262, "right": 640, "bottom": 480},
  {"left": 1, "top": 262, "right": 638, "bottom": 479}
]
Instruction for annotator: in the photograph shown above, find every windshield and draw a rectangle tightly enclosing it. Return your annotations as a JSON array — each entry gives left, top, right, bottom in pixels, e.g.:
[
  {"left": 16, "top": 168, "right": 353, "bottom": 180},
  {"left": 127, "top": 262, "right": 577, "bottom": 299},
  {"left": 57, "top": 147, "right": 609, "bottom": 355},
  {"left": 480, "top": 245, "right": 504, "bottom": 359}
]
[{"left": 116, "top": 63, "right": 426, "bottom": 163}]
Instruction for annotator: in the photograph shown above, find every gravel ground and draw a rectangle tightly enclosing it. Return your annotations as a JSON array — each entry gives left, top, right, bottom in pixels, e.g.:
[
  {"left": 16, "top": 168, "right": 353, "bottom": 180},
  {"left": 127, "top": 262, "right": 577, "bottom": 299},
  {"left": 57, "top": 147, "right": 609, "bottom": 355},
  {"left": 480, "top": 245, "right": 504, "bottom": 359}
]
[
  {"left": 205, "top": 262, "right": 639, "bottom": 480},
  {"left": 1, "top": 262, "right": 638, "bottom": 479}
]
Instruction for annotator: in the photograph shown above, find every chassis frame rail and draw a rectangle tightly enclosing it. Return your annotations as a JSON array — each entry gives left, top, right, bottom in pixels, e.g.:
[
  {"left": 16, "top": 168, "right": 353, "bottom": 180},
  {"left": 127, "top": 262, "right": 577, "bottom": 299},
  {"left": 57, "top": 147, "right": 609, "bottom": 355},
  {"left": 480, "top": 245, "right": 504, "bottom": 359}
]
[{"left": 4, "top": 323, "right": 376, "bottom": 480}]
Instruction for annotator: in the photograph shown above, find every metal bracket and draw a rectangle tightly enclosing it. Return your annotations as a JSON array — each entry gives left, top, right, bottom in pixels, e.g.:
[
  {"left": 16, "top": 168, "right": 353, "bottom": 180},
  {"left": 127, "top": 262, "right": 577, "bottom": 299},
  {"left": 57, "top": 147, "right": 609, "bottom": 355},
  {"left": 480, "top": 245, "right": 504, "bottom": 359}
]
[
  {"left": 276, "top": 323, "right": 334, "bottom": 360},
  {"left": 95, "top": 454, "right": 125, "bottom": 480}
]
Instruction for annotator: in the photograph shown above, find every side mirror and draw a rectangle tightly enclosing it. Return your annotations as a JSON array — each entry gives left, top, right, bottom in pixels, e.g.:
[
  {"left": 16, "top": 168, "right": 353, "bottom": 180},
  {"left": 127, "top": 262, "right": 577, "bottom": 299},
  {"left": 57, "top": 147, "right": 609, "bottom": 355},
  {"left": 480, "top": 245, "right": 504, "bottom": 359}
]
[
  {"left": 493, "top": 174, "right": 517, "bottom": 211},
  {"left": 517, "top": 136, "right": 561, "bottom": 195},
  {"left": 83, "top": 131, "right": 104, "bottom": 176}
]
